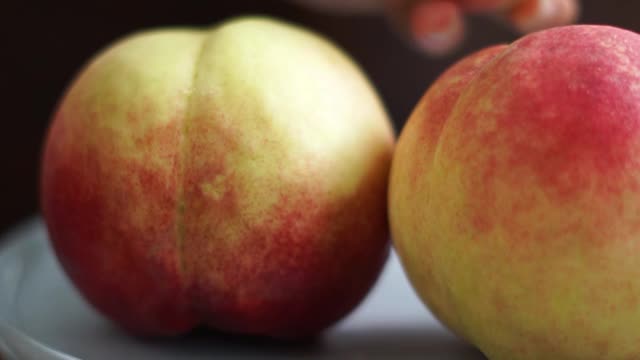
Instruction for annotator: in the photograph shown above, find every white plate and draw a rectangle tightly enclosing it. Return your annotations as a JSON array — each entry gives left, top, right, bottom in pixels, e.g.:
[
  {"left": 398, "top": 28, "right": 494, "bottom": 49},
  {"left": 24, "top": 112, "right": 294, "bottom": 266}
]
[{"left": 0, "top": 218, "right": 484, "bottom": 360}]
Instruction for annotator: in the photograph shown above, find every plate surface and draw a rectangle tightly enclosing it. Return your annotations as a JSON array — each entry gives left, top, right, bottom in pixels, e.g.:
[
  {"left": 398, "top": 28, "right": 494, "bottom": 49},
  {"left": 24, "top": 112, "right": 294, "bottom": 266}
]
[{"left": 0, "top": 218, "right": 485, "bottom": 360}]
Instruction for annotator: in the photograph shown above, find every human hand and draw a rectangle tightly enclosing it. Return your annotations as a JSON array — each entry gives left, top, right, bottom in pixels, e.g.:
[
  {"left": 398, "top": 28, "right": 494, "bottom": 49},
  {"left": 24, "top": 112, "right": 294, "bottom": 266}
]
[{"left": 290, "top": 0, "right": 580, "bottom": 56}]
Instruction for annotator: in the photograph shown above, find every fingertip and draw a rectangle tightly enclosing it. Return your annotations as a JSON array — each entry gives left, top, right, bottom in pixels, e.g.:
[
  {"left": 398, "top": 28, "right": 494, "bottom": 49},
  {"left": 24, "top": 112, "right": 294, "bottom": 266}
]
[
  {"left": 508, "top": 0, "right": 580, "bottom": 34},
  {"left": 409, "top": 1, "right": 465, "bottom": 56},
  {"left": 554, "top": 0, "right": 581, "bottom": 25}
]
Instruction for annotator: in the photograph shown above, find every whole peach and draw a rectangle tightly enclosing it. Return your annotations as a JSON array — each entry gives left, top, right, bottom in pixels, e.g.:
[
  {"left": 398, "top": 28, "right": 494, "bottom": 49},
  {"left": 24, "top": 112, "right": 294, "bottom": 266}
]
[
  {"left": 42, "top": 16, "right": 394, "bottom": 338},
  {"left": 390, "top": 25, "right": 640, "bottom": 359}
]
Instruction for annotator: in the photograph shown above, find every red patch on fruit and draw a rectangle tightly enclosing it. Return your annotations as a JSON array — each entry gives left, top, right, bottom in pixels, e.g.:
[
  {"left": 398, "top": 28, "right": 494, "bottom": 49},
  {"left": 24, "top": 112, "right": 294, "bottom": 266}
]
[
  {"left": 42, "top": 107, "right": 198, "bottom": 335},
  {"left": 183, "top": 148, "right": 391, "bottom": 338},
  {"left": 408, "top": 45, "right": 508, "bottom": 189},
  {"left": 445, "top": 26, "right": 640, "bottom": 235}
]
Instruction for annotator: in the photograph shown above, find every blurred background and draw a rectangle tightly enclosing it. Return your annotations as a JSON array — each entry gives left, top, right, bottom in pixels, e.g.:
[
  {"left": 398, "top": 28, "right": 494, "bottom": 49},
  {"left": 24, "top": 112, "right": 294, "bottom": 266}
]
[{"left": 1, "top": 1, "right": 639, "bottom": 236}]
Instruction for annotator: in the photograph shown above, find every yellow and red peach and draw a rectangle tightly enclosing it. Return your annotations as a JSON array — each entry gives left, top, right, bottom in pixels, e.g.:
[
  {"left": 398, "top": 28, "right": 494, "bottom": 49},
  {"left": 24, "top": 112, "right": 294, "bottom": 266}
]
[
  {"left": 390, "top": 25, "right": 640, "bottom": 359},
  {"left": 41, "top": 17, "right": 394, "bottom": 338}
]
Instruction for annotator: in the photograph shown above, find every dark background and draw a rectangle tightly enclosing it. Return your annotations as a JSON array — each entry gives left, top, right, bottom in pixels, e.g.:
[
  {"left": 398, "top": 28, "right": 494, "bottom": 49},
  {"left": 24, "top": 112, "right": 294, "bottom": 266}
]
[{"left": 1, "top": 1, "right": 639, "bottom": 236}]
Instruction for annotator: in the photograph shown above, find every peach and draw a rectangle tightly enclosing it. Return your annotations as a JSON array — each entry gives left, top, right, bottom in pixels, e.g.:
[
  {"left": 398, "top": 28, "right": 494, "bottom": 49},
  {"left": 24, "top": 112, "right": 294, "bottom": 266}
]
[
  {"left": 41, "top": 16, "right": 394, "bottom": 338},
  {"left": 390, "top": 25, "right": 640, "bottom": 359}
]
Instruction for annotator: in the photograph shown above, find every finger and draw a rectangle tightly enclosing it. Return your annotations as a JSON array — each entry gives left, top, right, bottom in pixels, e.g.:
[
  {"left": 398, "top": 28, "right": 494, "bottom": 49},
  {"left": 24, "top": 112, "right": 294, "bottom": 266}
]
[
  {"left": 385, "top": 0, "right": 466, "bottom": 56},
  {"left": 507, "top": 0, "right": 580, "bottom": 33},
  {"left": 410, "top": 1, "right": 466, "bottom": 56}
]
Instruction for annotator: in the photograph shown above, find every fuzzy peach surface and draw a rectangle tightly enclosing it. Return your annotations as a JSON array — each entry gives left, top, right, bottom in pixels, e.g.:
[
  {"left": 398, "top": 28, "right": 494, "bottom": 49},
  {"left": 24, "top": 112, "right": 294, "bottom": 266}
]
[
  {"left": 42, "top": 17, "right": 394, "bottom": 338},
  {"left": 390, "top": 25, "right": 640, "bottom": 359}
]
